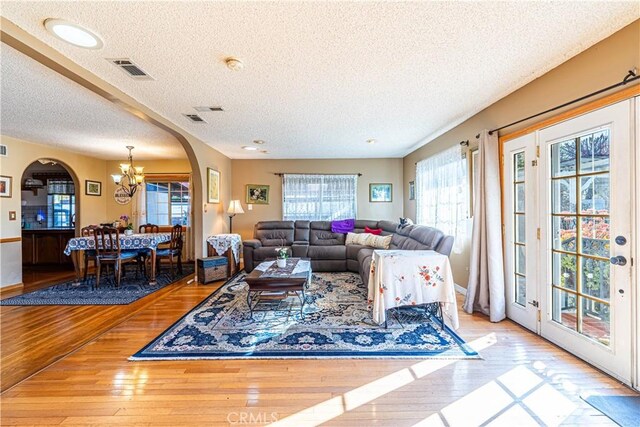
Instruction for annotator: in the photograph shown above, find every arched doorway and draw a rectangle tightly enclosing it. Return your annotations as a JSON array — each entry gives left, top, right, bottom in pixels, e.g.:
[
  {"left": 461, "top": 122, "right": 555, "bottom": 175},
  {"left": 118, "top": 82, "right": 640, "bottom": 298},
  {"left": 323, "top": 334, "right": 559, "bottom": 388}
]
[{"left": 21, "top": 159, "right": 80, "bottom": 286}]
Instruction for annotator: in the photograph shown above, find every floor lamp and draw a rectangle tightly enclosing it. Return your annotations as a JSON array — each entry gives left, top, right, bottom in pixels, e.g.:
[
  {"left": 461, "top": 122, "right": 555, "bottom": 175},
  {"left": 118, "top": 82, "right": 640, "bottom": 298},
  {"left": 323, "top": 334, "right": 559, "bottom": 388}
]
[{"left": 227, "top": 200, "right": 245, "bottom": 233}]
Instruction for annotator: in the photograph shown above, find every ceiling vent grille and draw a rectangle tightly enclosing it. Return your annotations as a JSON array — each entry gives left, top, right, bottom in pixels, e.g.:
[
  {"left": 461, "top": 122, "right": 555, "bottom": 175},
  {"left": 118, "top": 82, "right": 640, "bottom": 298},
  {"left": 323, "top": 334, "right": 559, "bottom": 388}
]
[
  {"left": 194, "top": 106, "right": 224, "bottom": 112},
  {"left": 107, "top": 58, "right": 153, "bottom": 80},
  {"left": 0, "top": 144, "right": 7, "bottom": 156},
  {"left": 183, "top": 113, "right": 207, "bottom": 123}
]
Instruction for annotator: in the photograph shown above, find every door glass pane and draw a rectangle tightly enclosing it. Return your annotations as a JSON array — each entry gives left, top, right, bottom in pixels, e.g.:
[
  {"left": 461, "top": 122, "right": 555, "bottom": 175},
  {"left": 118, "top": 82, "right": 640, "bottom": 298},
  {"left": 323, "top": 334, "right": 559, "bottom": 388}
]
[
  {"left": 514, "top": 152, "right": 525, "bottom": 181},
  {"left": 515, "top": 275, "right": 526, "bottom": 307},
  {"left": 579, "top": 130, "right": 610, "bottom": 173},
  {"left": 552, "top": 252, "right": 576, "bottom": 291},
  {"left": 515, "top": 214, "right": 525, "bottom": 244},
  {"left": 580, "top": 216, "right": 610, "bottom": 258},
  {"left": 552, "top": 288, "right": 577, "bottom": 332},
  {"left": 580, "top": 297, "right": 610, "bottom": 345},
  {"left": 580, "top": 174, "right": 609, "bottom": 215},
  {"left": 512, "top": 150, "right": 526, "bottom": 307},
  {"left": 515, "top": 245, "right": 526, "bottom": 275},
  {"left": 551, "top": 139, "right": 576, "bottom": 177},
  {"left": 549, "top": 129, "right": 611, "bottom": 347},
  {"left": 551, "top": 178, "right": 576, "bottom": 214},
  {"left": 552, "top": 216, "right": 576, "bottom": 252},
  {"left": 514, "top": 183, "right": 525, "bottom": 212},
  {"left": 582, "top": 258, "right": 610, "bottom": 301}
]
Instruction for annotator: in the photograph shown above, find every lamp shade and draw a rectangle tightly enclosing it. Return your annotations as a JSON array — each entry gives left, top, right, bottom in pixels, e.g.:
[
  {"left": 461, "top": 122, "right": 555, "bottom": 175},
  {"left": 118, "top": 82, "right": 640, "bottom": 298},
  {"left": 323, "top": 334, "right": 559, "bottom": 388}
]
[{"left": 227, "top": 200, "right": 245, "bottom": 215}]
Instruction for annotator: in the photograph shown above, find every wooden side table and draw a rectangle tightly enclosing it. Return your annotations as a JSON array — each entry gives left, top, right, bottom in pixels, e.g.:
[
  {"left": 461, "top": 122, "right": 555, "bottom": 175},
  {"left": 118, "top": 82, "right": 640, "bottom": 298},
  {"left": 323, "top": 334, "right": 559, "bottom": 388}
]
[{"left": 206, "top": 233, "right": 242, "bottom": 276}]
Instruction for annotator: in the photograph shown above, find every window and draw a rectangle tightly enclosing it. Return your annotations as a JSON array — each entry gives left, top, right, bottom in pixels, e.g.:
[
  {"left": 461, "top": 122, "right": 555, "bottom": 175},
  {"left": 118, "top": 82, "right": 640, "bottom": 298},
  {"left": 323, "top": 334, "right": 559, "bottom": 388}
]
[
  {"left": 282, "top": 174, "right": 357, "bottom": 221},
  {"left": 415, "top": 145, "right": 468, "bottom": 250},
  {"left": 146, "top": 181, "right": 190, "bottom": 226},
  {"left": 47, "top": 180, "right": 75, "bottom": 228}
]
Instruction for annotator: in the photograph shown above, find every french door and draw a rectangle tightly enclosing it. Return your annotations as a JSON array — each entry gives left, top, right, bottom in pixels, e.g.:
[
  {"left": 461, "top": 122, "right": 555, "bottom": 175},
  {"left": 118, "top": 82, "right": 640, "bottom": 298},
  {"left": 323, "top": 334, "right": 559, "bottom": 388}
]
[
  {"left": 503, "top": 133, "right": 538, "bottom": 332},
  {"left": 504, "top": 100, "right": 634, "bottom": 384}
]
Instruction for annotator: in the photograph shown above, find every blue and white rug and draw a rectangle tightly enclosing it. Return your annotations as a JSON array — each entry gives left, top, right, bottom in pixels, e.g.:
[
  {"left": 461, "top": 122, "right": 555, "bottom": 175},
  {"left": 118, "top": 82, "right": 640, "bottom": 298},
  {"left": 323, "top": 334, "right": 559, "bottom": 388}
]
[
  {"left": 131, "top": 272, "right": 479, "bottom": 360},
  {"left": 0, "top": 265, "right": 194, "bottom": 306}
]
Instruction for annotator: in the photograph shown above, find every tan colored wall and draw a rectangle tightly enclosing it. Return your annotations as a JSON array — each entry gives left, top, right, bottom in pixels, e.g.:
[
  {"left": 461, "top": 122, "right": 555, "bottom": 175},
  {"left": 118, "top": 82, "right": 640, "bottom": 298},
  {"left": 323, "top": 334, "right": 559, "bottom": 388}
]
[
  {"left": 230, "top": 158, "right": 404, "bottom": 241},
  {"left": 104, "top": 159, "right": 192, "bottom": 222},
  {"left": 403, "top": 19, "right": 640, "bottom": 288},
  {"left": 0, "top": 135, "right": 108, "bottom": 286}
]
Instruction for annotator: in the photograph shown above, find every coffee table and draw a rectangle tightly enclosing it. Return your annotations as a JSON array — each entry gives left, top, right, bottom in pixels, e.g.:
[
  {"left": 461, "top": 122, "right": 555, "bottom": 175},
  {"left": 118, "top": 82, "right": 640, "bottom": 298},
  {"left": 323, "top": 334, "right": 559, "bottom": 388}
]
[{"left": 244, "top": 258, "right": 312, "bottom": 318}]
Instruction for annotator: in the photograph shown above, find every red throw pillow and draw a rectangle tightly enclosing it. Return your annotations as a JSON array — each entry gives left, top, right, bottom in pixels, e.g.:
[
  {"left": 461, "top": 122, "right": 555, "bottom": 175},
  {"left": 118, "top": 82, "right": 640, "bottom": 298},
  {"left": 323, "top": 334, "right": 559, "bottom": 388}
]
[{"left": 364, "top": 226, "right": 383, "bottom": 235}]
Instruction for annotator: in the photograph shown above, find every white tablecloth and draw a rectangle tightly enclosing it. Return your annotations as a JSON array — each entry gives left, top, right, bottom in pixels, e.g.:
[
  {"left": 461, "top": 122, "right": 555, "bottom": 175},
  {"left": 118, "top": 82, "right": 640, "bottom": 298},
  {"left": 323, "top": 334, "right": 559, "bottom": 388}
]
[
  {"left": 206, "top": 234, "right": 242, "bottom": 263},
  {"left": 367, "top": 249, "right": 459, "bottom": 329}
]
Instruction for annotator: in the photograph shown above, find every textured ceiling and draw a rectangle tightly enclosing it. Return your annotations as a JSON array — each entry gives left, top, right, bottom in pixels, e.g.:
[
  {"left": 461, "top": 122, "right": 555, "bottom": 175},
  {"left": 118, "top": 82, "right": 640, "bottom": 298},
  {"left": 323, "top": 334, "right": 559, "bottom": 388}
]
[
  {"left": 1, "top": 2, "right": 638, "bottom": 159},
  {"left": 0, "top": 44, "right": 185, "bottom": 160}
]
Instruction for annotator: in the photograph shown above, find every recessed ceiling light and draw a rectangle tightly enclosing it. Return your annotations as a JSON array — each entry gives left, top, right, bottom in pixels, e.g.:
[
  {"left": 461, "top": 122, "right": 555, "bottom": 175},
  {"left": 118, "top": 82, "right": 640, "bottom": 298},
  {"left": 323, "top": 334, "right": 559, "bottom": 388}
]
[
  {"left": 225, "top": 57, "right": 244, "bottom": 71},
  {"left": 44, "top": 19, "right": 103, "bottom": 49},
  {"left": 253, "top": 140, "right": 265, "bottom": 145},
  {"left": 367, "top": 139, "right": 376, "bottom": 144},
  {"left": 242, "top": 146, "right": 258, "bottom": 151}
]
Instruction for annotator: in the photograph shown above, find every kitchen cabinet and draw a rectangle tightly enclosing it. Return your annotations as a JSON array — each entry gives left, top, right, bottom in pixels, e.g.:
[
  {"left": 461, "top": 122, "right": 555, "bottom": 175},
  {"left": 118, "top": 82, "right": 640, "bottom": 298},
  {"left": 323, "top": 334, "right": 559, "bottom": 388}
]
[{"left": 22, "top": 229, "right": 74, "bottom": 265}]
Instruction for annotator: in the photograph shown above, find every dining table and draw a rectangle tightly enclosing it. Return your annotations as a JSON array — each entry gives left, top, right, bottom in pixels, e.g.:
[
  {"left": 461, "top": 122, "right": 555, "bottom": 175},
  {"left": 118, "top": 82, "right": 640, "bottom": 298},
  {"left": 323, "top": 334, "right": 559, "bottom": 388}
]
[
  {"left": 367, "top": 249, "right": 460, "bottom": 328},
  {"left": 64, "top": 232, "right": 172, "bottom": 285}
]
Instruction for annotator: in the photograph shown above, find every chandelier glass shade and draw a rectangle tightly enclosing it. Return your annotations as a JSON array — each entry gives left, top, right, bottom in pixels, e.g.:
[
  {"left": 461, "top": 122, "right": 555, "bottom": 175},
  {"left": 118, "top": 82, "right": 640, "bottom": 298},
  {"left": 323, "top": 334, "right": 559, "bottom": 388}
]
[{"left": 111, "top": 146, "right": 144, "bottom": 197}]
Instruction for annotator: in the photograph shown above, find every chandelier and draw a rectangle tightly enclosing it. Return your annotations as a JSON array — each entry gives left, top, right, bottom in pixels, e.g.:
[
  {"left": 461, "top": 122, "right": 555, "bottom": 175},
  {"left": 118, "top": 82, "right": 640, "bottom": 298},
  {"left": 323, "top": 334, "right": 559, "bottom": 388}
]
[{"left": 111, "top": 146, "right": 144, "bottom": 197}]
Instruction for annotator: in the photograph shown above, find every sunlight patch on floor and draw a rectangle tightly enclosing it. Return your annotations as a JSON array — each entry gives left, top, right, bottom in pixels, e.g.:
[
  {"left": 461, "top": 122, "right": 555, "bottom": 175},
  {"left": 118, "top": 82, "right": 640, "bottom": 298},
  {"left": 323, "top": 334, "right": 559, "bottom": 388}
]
[
  {"left": 441, "top": 381, "right": 514, "bottom": 426},
  {"left": 269, "top": 333, "right": 497, "bottom": 426}
]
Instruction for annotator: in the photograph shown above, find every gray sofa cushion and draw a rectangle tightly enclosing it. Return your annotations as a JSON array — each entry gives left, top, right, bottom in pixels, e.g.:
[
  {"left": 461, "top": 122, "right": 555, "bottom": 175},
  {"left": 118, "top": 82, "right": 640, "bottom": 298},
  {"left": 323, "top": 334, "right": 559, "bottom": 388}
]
[
  {"left": 294, "top": 221, "right": 310, "bottom": 241},
  {"left": 346, "top": 244, "right": 367, "bottom": 260},
  {"left": 309, "top": 222, "right": 345, "bottom": 245},
  {"left": 308, "top": 245, "right": 346, "bottom": 260},
  {"left": 353, "top": 220, "right": 379, "bottom": 233},
  {"left": 252, "top": 246, "right": 280, "bottom": 261},
  {"left": 255, "top": 221, "right": 294, "bottom": 246},
  {"left": 408, "top": 226, "right": 444, "bottom": 249}
]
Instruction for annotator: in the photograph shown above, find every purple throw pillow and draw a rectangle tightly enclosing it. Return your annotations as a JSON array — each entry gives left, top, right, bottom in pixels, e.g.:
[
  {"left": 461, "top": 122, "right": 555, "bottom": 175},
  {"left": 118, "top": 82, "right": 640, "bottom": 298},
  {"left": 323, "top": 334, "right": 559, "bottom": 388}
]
[{"left": 331, "top": 218, "right": 355, "bottom": 233}]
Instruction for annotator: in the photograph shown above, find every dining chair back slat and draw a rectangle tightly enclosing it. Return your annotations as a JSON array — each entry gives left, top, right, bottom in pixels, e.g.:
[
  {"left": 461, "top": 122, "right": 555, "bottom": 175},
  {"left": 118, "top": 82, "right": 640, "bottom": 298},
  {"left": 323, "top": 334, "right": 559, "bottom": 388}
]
[
  {"left": 94, "top": 227, "right": 120, "bottom": 257},
  {"left": 139, "top": 223, "right": 160, "bottom": 234}
]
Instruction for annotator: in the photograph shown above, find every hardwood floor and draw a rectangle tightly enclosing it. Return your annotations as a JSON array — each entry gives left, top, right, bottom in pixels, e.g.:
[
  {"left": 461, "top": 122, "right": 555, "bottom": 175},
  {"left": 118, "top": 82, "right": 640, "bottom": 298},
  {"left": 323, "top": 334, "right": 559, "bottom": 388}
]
[{"left": 1, "top": 274, "right": 637, "bottom": 426}]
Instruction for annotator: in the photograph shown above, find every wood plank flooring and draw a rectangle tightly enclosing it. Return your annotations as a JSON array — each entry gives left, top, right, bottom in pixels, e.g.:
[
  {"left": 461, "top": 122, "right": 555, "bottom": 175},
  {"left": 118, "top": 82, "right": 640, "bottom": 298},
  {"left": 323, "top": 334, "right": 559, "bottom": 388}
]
[{"left": 1, "top": 274, "right": 637, "bottom": 426}]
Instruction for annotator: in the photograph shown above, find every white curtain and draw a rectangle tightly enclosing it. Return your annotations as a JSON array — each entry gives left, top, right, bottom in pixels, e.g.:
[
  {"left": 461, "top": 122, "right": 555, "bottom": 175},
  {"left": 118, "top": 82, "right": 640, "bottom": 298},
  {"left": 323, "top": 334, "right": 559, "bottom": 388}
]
[
  {"left": 132, "top": 183, "right": 147, "bottom": 230},
  {"left": 463, "top": 130, "right": 506, "bottom": 322},
  {"left": 283, "top": 174, "right": 357, "bottom": 221},
  {"left": 415, "top": 144, "right": 468, "bottom": 253}
]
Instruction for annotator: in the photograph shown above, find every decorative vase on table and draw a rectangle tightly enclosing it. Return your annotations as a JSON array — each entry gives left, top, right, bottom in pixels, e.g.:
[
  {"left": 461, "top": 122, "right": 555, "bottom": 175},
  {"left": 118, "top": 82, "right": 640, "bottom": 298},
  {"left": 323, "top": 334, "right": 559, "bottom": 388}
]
[
  {"left": 124, "top": 229, "right": 133, "bottom": 236},
  {"left": 275, "top": 247, "right": 288, "bottom": 268}
]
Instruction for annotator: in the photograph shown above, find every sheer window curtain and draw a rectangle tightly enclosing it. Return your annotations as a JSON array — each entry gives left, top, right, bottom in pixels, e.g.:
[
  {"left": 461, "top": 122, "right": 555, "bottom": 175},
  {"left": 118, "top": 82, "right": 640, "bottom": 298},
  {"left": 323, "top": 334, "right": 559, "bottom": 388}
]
[
  {"left": 463, "top": 130, "right": 505, "bottom": 322},
  {"left": 415, "top": 144, "right": 468, "bottom": 253},
  {"left": 132, "top": 184, "right": 147, "bottom": 231},
  {"left": 283, "top": 174, "right": 357, "bottom": 221}
]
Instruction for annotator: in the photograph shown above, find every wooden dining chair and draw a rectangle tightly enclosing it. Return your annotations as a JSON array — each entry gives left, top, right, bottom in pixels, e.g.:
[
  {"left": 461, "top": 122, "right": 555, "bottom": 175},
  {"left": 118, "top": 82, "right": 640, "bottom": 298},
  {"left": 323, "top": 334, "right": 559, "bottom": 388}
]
[
  {"left": 156, "top": 224, "right": 183, "bottom": 278},
  {"left": 137, "top": 223, "right": 159, "bottom": 277},
  {"left": 81, "top": 225, "right": 99, "bottom": 282},
  {"left": 92, "top": 227, "right": 138, "bottom": 288}
]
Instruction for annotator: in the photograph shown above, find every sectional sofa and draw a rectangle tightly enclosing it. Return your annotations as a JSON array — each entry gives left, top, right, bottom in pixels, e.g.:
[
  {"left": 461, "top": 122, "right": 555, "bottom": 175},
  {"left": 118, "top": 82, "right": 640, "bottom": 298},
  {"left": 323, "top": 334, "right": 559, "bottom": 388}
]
[{"left": 242, "top": 220, "right": 454, "bottom": 284}]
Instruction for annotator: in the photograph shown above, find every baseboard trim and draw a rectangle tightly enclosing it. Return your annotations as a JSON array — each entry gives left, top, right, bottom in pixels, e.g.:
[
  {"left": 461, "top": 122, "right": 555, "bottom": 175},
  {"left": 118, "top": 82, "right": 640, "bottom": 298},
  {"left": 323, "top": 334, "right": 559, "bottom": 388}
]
[
  {"left": 0, "top": 282, "right": 24, "bottom": 296},
  {"left": 454, "top": 283, "right": 467, "bottom": 296}
]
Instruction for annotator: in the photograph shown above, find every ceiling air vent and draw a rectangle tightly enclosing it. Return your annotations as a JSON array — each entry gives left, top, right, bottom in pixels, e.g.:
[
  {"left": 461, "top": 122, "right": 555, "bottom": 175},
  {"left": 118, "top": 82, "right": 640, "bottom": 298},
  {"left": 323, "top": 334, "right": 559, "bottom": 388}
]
[
  {"left": 107, "top": 58, "right": 153, "bottom": 80},
  {"left": 194, "top": 106, "right": 224, "bottom": 112},
  {"left": 0, "top": 144, "right": 6, "bottom": 156},
  {"left": 183, "top": 113, "right": 207, "bottom": 123}
]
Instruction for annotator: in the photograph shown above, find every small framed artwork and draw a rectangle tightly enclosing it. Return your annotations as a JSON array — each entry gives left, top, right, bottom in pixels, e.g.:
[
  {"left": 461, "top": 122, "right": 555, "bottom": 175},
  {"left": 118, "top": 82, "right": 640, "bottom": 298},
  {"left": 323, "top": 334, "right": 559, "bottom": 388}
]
[
  {"left": 0, "top": 175, "right": 12, "bottom": 198},
  {"left": 207, "top": 168, "right": 220, "bottom": 203},
  {"left": 369, "top": 183, "right": 392, "bottom": 202},
  {"left": 246, "top": 184, "right": 270, "bottom": 204},
  {"left": 409, "top": 181, "right": 415, "bottom": 201},
  {"left": 85, "top": 180, "right": 102, "bottom": 196}
]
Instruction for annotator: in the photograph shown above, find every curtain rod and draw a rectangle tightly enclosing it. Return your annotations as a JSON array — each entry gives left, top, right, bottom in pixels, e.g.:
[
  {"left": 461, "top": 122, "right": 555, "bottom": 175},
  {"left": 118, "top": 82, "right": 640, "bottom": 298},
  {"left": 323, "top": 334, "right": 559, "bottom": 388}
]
[
  {"left": 274, "top": 173, "right": 362, "bottom": 177},
  {"left": 475, "top": 69, "right": 638, "bottom": 139}
]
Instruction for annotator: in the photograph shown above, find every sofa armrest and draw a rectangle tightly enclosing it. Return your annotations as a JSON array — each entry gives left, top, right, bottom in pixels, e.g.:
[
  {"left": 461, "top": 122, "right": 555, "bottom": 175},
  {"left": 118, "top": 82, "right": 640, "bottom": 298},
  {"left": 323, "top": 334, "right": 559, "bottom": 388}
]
[
  {"left": 293, "top": 240, "right": 309, "bottom": 246},
  {"left": 243, "top": 239, "right": 262, "bottom": 249}
]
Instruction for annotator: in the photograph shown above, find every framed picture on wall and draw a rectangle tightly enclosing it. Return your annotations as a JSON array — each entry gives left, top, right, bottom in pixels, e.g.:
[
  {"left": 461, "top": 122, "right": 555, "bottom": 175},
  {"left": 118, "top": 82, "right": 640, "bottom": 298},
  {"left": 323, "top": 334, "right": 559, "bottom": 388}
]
[
  {"left": 246, "top": 184, "right": 269, "bottom": 204},
  {"left": 85, "top": 180, "right": 102, "bottom": 196},
  {"left": 0, "top": 175, "right": 12, "bottom": 198},
  {"left": 369, "top": 183, "right": 392, "bottom": 202},
  {"left": 409, "top": 181, "right": 415, "bottom": 200},
  {"left": 207, "top": 168, "right": 220, "bottom": 203}
]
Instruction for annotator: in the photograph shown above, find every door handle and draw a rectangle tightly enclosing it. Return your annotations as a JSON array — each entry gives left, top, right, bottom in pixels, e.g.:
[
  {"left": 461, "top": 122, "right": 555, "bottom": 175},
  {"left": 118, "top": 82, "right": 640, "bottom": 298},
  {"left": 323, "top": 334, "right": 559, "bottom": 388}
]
[{"left": 610, "top": 256, "right": 627, "bottom": 266}]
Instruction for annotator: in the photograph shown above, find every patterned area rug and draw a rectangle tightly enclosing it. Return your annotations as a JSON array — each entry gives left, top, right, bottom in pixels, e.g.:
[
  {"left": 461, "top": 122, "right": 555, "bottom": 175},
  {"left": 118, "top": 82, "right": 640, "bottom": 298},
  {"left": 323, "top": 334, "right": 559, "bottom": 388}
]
[
  {"left": 131, "top": 272, "right": 479, "bottom": 360},
  {"left": 0, "top": 265, "right": 194, "bottom": 306}
]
